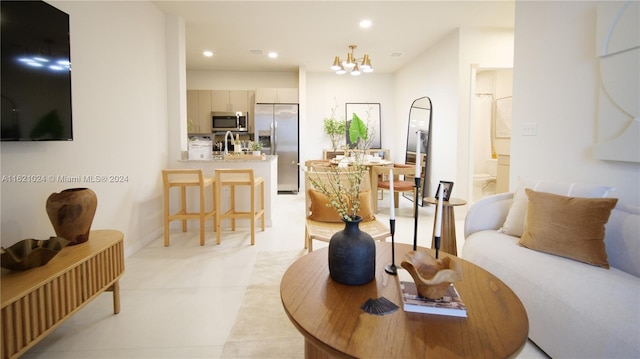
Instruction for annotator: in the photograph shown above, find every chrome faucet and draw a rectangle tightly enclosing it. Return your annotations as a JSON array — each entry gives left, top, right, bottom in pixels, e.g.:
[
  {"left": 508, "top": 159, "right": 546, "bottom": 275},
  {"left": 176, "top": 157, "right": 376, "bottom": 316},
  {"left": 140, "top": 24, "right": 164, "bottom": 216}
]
[{"left": 224, "top": 131, "right": 233, "bottom": 156}]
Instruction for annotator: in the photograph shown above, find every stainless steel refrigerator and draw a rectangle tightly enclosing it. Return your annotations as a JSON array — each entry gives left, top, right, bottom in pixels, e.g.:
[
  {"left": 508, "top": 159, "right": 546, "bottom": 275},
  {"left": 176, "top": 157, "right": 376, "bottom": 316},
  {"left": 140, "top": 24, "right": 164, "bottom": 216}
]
[{"left": 254, "top": 104, "right": 299, "bottom": 193}]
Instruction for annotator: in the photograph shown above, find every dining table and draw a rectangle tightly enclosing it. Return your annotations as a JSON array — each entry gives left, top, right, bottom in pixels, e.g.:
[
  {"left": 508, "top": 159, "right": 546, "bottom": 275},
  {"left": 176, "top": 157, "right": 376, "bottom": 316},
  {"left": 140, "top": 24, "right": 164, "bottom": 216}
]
[{"left": 328, "top": 157, "right": 393, "bottom": 189}]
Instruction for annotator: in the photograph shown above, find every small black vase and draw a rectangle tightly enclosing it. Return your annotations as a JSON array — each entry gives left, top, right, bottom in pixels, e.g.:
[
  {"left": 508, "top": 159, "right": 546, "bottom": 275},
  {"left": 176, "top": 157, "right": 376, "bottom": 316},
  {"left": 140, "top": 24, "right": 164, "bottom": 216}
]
[{"left": 328, "top": 216, "right": 376, "bottom": 285}]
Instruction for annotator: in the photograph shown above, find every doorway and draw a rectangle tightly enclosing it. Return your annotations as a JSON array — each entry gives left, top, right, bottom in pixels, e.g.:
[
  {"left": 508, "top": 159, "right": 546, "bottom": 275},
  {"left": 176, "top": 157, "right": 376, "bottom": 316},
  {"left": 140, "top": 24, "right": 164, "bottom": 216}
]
[{"left": 469, "top": 67, "right": 513, "bottom": 204}]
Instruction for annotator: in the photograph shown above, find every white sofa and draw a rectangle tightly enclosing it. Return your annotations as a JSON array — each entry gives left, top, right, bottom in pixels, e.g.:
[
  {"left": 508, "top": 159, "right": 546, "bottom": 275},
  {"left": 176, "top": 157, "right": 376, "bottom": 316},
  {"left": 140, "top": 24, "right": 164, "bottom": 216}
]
[{"left": 462, "top": 192, "right": 640, "bottom": 358}]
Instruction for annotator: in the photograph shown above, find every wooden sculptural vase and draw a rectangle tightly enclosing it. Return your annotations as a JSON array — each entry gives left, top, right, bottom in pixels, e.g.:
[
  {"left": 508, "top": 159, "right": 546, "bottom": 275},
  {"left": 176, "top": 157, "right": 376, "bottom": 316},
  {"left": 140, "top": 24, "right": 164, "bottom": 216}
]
[
  {"left": 401, "top": 249, "right": 463, "bottom": 299},
  {"left": 46, "top": 188, "right": 98, "bottom": 246}
]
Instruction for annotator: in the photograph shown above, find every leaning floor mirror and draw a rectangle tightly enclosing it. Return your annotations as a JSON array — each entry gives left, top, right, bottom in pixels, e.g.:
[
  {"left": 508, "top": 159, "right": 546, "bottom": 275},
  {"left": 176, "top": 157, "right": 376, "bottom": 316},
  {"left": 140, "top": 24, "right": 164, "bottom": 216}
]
[{"left": 403, "top": 96, "right": 432, "bottom": 206}]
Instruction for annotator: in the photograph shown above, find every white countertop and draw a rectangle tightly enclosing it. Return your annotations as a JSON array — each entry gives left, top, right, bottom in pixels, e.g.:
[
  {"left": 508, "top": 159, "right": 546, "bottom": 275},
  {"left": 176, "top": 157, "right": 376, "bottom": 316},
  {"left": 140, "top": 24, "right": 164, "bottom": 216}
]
[{"left": 180, "top": 154, "right": 277, "bottom": 162}]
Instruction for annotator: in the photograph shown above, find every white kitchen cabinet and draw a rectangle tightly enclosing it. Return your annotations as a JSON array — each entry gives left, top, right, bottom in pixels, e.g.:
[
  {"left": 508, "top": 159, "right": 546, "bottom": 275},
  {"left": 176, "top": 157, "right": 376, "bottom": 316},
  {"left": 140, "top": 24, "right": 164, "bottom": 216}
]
[
  {"left": 212, "top": 90, "right": 250, "bottom": 113},
  {"left": 186, "top": 90, "right": 213, "bottom": 133},
  {"left": 255, "top": 88, "right": 298, "bottom": 103},
  {"left": 211, "top": 90, "right": 229, "bottom": 112}
]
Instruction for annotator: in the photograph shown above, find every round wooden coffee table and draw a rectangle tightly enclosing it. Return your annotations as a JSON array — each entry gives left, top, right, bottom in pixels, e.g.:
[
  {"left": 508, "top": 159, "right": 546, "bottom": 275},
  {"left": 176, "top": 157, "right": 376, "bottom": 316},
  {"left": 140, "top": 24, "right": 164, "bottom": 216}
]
[{"left": 280, "top": 242, "right": 528, "bottom": 358}]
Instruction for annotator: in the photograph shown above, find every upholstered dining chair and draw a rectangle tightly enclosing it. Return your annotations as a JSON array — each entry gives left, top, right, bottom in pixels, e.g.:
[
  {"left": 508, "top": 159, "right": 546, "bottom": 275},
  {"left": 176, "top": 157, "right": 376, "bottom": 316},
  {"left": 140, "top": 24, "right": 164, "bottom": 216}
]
[
  {"left": 304, "top": 169, "right": 391, "bottom": 252},
  {"left": 371, "top": 164, "right": 415, "bottom": 214}
]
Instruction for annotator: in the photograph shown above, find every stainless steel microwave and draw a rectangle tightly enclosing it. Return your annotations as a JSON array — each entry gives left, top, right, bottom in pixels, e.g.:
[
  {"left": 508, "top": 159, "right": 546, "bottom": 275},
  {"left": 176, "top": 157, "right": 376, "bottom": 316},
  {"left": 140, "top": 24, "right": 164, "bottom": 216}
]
[{"left": 211, "top": 111, "right": 248, "bottom": 132}]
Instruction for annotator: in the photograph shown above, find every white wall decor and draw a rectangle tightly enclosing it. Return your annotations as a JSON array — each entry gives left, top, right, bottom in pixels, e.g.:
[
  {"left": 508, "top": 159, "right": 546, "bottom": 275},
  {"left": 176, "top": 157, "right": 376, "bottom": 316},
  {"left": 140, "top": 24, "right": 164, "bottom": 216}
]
[{"left": 594, "top": 1, "right": 639, "bottom": 163}]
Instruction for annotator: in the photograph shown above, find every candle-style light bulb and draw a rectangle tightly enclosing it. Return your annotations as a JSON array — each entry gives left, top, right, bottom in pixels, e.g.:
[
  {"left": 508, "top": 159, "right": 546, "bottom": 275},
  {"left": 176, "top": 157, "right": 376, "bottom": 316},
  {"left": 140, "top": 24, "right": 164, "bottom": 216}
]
[{"left": 389, "top": 168, "right": 395, "bottom": 220}]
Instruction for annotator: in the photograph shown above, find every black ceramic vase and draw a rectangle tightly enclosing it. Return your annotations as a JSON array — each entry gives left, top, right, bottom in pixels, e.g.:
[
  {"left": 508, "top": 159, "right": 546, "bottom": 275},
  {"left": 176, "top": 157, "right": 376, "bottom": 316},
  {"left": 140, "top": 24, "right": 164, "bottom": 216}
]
[{"left": 328, "top": 216, "right": 376, "bottom": 285}]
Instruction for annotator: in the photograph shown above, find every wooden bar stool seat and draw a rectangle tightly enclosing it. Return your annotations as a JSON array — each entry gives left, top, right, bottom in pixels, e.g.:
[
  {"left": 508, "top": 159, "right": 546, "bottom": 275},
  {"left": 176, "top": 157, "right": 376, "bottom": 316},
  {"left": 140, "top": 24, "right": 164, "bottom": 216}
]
[
  {"left": 162, "top": 169, "right": 216, "bottom": 246},
  {"left": 215, "top": 168, "right": 265, "bottom": 245}
]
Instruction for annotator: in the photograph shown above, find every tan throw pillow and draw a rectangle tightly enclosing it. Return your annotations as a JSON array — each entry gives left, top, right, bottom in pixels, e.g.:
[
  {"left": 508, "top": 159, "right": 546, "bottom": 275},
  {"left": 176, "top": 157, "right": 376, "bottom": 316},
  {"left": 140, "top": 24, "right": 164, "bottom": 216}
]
[
  {"left": 500, "top": 177, "right": 615, "bottom": 237},
  {"left": 308, "top": 190, "right": 343, "bottom": 223},
  {"left": 519, "top": 189, "right": 618, "bottom": 268},
  {"left": 308, "top": 190, "right": 375, "bottom": 223}
]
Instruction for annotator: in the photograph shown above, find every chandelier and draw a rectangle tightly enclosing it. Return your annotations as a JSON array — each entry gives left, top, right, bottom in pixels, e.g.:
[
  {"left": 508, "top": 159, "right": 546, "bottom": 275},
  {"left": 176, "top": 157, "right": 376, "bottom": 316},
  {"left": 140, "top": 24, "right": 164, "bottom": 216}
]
[{"left": 330, "top": 45, "right": 373, "bottom": 76}]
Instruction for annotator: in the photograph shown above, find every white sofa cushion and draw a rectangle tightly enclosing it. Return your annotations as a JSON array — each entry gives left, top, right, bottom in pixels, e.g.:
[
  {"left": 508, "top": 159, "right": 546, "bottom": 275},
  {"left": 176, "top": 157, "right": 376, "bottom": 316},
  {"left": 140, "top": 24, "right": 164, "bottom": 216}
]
[
  {"left": 462, "top": 229, "right": 640, "bottom": 359},
  {"left": 499, "top": 177, "right": 615, "bottom": 237},
  {"left": 604, "top": 203, "right": 640, "bottom": 277}
]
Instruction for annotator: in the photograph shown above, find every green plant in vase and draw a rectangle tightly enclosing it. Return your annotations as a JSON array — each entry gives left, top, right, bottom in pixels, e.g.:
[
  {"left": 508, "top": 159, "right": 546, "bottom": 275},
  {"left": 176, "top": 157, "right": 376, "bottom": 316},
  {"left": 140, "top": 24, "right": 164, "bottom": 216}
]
[
  {"left": 348, "top": 112, "right": 370, "bottom": 162},
  {"left": 249, "top": 140, "right": 263, "bottom": 155},
  {"left": 249, "top": 141, "right": 263, "bottom": 151},
  {"left": 323, "top": 103, "right": 347, "bottom": 151}
]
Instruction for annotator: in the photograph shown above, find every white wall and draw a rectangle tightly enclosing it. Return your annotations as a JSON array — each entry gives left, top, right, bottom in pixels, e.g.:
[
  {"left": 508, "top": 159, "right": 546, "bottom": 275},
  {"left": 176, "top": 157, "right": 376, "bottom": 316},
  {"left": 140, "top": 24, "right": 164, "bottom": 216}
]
[
  {"left": 394, "top": 30, "right": 460, "bottom": 198},
  {"left": 511, "top": 1, "right": 639, "bottom": 207},
  {"left": 0, "top": 1, "right": 168, "bottom": 254},
  {"left": 187, "top": 71, "right": 298, "bottom": 90},
  {"left": 303, "top": 73, "right": 395, "bottom": 164}
]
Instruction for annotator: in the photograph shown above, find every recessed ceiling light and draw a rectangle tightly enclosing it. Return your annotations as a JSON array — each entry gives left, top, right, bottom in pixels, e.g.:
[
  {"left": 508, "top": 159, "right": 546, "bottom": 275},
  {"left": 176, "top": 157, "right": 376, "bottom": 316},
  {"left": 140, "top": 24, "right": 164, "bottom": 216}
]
[
  {"left": 360, "top": 19, "right": 372, "bottom": 28},
  {"left": 268, "top": 52, "right": 278, "bottom": 59},
  {"left": 203, "top": 50, "right": 213, "bottom": 57}
]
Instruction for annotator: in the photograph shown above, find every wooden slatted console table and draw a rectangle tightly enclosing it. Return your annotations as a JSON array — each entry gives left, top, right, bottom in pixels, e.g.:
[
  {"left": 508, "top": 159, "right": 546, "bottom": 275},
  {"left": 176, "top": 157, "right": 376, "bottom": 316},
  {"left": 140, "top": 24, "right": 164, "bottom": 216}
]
[{"left": 1, "top": 230, "right": 124, "bottom": 359}]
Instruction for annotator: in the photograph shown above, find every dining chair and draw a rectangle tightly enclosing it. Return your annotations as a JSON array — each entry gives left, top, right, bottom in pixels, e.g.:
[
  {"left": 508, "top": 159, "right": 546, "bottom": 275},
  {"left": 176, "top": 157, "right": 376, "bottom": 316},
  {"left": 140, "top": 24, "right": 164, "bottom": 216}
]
[
  {"left": 304, "top": 168, "right": 390, "bottom": 252},
  {"left": 371, "top": 164, "right": 415, "bottom": 214},
  {"left": 304, "top": 159, "right": 332, "bottom": 172}
]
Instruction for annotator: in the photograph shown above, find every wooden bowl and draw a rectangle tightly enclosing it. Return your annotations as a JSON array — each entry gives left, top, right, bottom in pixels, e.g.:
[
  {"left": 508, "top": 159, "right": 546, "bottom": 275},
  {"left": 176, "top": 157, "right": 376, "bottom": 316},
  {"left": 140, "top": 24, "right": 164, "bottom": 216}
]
[
  {"left": 1, "top": 237, "right": 70, "bottom": 271},
  {"left": 400, "top": 250, "right": 463, "bottom": 299}
]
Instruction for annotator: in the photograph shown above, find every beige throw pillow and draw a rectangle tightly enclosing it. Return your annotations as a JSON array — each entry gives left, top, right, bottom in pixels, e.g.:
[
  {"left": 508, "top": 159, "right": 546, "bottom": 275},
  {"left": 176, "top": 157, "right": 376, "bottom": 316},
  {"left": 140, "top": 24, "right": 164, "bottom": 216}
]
[{"left": 518, "top": 189, "right": 618, "bottom": 268}]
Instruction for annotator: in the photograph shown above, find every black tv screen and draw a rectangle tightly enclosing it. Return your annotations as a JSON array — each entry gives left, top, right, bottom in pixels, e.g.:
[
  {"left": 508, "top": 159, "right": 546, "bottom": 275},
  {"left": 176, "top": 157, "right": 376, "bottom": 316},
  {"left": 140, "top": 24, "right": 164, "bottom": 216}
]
[{"left": 1, "top": 1, "right": 73, "bottom": 141}]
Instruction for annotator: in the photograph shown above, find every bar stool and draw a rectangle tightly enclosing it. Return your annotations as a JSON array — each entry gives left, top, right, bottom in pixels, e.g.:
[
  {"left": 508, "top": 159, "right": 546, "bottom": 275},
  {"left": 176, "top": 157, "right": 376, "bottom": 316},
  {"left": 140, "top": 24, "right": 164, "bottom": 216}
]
[
  {"left": 162, "top": 169, "right": 216, "bottom": 246},
  {"left": 215, "top": 168, "right": 265, "bottom": 245}
]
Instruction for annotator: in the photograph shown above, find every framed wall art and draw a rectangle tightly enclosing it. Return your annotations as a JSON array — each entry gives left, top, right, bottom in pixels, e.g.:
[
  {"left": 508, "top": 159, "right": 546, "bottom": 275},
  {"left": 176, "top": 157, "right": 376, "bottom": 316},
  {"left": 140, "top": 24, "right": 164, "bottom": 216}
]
[{"left": 495, "top": 96, "right": 512, "bottom": 139}]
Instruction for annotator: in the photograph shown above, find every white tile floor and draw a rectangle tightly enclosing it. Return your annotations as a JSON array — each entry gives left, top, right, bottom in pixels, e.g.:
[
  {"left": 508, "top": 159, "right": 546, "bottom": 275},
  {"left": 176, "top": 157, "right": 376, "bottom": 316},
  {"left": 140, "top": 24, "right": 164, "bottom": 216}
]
[{"left": 22, "top": 192, "right": 548, "bottom": 358}]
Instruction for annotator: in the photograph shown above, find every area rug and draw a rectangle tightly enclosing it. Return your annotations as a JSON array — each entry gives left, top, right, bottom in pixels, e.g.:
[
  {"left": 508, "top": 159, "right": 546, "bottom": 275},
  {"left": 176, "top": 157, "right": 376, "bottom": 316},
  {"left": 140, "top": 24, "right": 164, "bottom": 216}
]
[{"left": 221, "top": 250, "right": 307, "bottom": 358}]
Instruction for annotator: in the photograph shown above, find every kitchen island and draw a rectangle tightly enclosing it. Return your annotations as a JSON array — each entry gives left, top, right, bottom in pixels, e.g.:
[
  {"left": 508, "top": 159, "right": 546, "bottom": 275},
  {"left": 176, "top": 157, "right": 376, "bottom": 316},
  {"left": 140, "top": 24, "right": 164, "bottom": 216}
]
[{"left": 177, "top": 154, "right": 277, "bottom": 227}]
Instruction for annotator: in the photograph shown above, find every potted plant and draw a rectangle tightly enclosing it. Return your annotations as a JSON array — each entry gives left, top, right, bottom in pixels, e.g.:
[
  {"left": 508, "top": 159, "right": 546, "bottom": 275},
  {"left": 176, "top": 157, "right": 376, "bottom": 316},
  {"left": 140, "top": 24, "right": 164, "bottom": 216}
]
[
  {"left": 323, "top": 103, "right": 347, "bottom": 152},
  {"left": 249, "top": 141, "right": 263, "bottom": 156},
  {"left": 309, "top": 115, "right": 374, "bottom": 285}
]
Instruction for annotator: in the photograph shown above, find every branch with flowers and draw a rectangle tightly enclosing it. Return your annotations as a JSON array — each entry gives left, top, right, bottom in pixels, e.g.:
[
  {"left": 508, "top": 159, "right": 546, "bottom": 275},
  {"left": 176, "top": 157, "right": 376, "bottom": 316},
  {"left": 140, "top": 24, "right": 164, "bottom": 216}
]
[{"left": 309, "top": 113, "right": 369, "bottom": 222}]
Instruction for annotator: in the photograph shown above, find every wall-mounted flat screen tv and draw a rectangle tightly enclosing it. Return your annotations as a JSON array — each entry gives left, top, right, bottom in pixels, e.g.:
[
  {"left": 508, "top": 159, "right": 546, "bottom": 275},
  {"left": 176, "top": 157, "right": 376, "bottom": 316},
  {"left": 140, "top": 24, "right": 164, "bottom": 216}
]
[{"left": 1, "top": 0, "right": 73, "bottom": 141}]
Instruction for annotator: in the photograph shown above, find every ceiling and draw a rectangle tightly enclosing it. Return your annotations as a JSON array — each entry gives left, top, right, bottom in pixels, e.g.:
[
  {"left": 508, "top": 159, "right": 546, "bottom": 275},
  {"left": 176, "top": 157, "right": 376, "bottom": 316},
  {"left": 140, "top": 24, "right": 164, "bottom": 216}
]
[{"left": 152, "top": 1, "right": 515, "bottom": 74}]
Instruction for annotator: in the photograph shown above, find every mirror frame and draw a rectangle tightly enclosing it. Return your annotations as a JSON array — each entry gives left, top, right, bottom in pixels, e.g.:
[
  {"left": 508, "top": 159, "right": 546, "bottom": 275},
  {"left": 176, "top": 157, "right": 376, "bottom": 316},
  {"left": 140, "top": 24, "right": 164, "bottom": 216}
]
[{"left": 403, "top": 96, "right": 433, "bottom": 206}]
